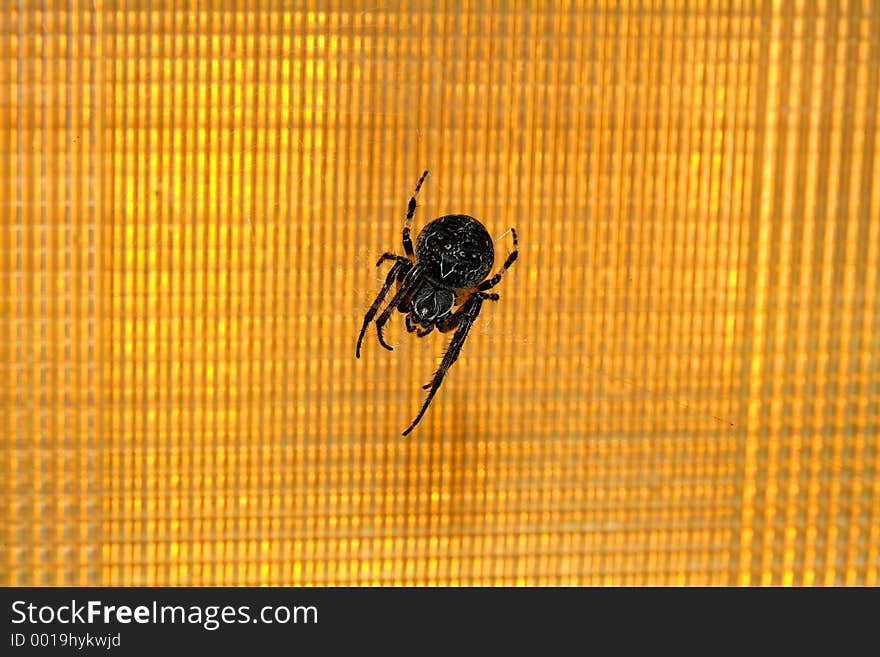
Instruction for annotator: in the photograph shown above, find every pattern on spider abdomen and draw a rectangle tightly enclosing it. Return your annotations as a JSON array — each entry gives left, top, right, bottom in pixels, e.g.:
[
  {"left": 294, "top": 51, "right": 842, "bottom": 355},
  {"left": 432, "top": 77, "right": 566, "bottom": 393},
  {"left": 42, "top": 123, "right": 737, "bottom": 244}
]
[{"left": 415, "top": 215, "right": 495, "bottom": 289}]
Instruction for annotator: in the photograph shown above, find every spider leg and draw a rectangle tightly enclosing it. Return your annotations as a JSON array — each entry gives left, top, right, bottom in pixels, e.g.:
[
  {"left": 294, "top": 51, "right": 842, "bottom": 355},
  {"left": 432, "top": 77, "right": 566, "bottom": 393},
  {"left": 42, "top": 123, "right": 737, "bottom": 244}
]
[
  {"left": 374, "top": 266, "right": 423, "bottom": 351},
  {"left": 402, "top": 293, "right": 490, "bottom": 436},
  {"left": 376, "top": 252, "right": 412, "bottom": 267},
  {"left": 356, "top": 259, "right": 411, "bottom": 358},
  {"left": 420, "top": 293, "right": 498, "bottom": 389},
  {"left": 402, "top": 170, "right": 429, "bottom": 257},
  {"left": 476, "top": 226, "right": 518, "bottom": 291}
]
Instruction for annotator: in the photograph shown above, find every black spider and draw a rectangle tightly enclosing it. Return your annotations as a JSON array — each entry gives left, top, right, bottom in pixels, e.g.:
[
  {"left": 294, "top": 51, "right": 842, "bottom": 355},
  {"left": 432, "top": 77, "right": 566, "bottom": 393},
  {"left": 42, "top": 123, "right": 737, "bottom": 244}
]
[{"left": 356, "top": 170, "right": 518, "bottom": 436}]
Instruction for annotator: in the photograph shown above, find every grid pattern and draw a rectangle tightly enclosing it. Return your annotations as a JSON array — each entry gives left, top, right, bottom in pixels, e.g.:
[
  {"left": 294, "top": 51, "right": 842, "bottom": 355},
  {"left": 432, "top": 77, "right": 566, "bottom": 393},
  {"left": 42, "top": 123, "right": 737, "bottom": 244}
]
[{"left": 3, "top": 1, "right": 879, "bottom": 586}]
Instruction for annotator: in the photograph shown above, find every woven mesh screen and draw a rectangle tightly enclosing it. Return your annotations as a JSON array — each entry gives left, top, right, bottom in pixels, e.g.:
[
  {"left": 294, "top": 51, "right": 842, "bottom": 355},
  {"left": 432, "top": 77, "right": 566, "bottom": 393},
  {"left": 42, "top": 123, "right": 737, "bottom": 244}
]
[{"left": 3, "top": 1, "right": 879, "bottom": 586}]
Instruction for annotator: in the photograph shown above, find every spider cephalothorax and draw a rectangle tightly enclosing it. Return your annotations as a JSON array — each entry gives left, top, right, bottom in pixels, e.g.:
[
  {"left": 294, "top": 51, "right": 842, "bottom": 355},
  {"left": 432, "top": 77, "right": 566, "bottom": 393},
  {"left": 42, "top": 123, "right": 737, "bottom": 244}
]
[{"left": 356, "top": 170, "right": 518, "bottom": 436}]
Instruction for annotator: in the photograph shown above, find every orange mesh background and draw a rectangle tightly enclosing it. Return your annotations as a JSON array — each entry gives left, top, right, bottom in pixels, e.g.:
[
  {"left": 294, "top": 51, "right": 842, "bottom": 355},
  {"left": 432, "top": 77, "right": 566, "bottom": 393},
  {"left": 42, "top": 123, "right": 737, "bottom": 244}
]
[{"left": 3, "top": 1, "right": 879, "bottom": 586}]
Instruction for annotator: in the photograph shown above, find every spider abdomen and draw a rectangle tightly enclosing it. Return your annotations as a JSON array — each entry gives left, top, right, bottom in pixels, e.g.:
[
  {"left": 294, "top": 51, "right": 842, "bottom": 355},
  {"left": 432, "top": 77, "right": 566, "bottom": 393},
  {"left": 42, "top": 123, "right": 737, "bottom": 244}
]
[{"left": 415, "top": 214, "right": 495, "bottom": 289}]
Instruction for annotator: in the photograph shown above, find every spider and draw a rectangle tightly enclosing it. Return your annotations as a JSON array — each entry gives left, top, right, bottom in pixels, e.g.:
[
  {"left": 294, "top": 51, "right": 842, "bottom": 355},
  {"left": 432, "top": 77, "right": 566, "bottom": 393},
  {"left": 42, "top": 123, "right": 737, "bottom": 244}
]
[{"left": 356, "top": 170, "right": 518, "bottom": 436}]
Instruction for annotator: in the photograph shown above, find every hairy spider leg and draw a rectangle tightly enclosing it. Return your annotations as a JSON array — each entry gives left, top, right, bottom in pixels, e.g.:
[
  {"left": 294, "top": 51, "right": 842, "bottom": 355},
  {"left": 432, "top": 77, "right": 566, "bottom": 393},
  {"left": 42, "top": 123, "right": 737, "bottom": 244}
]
[
  {"left": 374, "top": 266, "right": 424, "bottom": 351},
  {"left": 421, "top": 293, "right": 499, "bottom": 389},
  {"left": 402, "top": 292, "right": 497, "bottom": 436},
  {"left": 402, "top": 170, "right": 429, "bottom": 257},
  {"left": 375, "top": 252, "right": 413, "bottom": 267},
  {"left": 476, "top": 227, "right": 519, "bottom": 292},
  {"left": 356, "top": 258, "right": 412, "bottom": 358}
]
